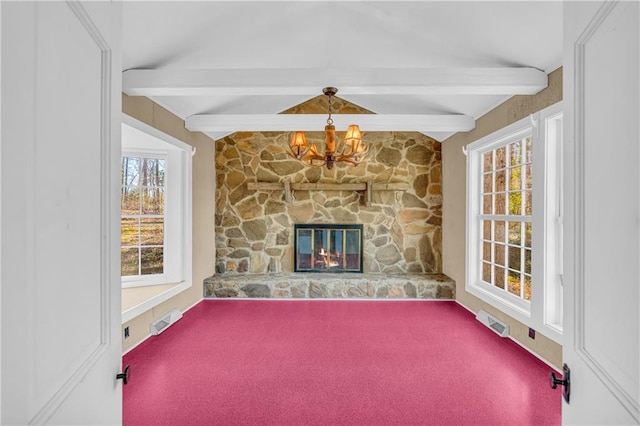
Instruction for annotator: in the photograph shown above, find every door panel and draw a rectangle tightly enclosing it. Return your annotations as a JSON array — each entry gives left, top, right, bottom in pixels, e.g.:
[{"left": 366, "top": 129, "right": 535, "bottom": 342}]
[
  {"left": 1, "top": 2, "right": 122, "bottom": 424},
  {"left": 563, "top": 1, "right": 639, "bottom": 423}
]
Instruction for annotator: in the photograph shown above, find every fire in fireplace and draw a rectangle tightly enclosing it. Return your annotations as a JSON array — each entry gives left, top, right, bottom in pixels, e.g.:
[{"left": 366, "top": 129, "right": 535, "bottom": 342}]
[{"left": 294, "top": 224, "right": 363, "bottom": 273}]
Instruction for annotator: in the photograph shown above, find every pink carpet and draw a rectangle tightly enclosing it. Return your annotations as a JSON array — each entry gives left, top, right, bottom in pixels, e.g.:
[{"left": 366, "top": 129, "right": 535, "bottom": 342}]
[{"left": 123, "top": 300, "right": 560, "bottom": 425}]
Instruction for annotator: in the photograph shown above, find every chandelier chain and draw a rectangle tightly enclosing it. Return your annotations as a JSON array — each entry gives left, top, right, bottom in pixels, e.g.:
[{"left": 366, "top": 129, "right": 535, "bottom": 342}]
[{"left": 326, "top": 92, "right": 333, "bottom": 125}]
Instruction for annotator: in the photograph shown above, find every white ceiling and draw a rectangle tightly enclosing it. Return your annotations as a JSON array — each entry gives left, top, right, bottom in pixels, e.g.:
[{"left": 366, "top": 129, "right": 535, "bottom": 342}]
[{"left": 122, "top": 1, "right": 562, "bottom": 142}]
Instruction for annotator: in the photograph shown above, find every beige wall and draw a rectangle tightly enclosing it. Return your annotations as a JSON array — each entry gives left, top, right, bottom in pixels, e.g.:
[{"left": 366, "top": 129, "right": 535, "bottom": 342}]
[
  {"left": 121, "top": 94, "right": 216, "bottom": 352},
  {"left": 442, "top": 68, "right": 563, "bottom": 368}
]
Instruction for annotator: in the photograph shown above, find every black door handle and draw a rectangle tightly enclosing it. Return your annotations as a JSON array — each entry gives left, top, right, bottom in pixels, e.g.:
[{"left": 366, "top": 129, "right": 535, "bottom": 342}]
[
  {"left": 117, "top": 365, "right": 130, "bottom": 385},
  {"left": 550, "top": 363, "right": 570, "bottom": 403}
]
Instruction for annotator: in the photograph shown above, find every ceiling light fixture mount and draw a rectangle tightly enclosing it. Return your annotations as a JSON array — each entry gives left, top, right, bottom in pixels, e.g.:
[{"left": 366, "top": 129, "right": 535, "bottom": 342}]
[{"left": 289, "top": 87, "right": 368, "bottom": 170}]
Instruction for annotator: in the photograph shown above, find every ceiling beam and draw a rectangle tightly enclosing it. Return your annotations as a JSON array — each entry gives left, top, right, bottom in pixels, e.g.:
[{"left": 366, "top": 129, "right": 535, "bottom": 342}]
[
  {"left": 123, "top": 68, "right": 547, "bottom": 97},
  {"left": 185, "top": 114, "right": 475, "bottom": 133}
]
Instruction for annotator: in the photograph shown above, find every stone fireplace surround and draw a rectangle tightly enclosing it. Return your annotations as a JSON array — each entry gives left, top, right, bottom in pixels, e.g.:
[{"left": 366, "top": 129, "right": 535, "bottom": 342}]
[{"left": 205, "top": 95, "right": 454, "bottom": 300}]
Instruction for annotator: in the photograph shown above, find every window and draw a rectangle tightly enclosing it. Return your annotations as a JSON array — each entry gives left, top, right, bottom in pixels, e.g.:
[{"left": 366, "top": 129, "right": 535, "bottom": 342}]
[
  {"left": 466, "top": 102, "right": 562, "bottom": 343},
  {"left": 121, "top": 155, "right": 166, "bottom": 277},
  {"left": 480, "top": 136, "right": 533, "bottom": 306},
  {"left": 121, "top": 116, "right": 192, "bottom": 289}
]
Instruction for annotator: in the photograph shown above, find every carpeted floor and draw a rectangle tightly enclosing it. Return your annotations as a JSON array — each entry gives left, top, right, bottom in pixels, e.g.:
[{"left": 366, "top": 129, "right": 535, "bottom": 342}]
[{"left": 123, "top": 300, "right": 560, "bottom": 425}]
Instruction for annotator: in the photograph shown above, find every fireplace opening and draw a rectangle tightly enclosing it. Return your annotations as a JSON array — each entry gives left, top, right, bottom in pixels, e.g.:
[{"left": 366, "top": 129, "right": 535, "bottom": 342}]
[{"left": 294, "top": 224, "right": 363, "bottom": 273}]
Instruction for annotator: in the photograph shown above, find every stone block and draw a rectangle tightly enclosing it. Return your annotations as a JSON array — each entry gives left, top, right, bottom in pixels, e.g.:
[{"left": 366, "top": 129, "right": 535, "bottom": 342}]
[
  {"left": 214, "top": 288, "right": 238, "bottom": 298},
  {"left": 241, "top": 284, "right": 271, "bottom": 298},
  {"left": 404, "top": 282, "right": 417, "bottom": 298},
  {"left": 242, "top": 219, "right": 268, "bottom": 241},
  {"left": 377, "top": 147, "right": 401, "bottom": 167},
  {"left": 291, "top": 284, "right": 307, "bottom": 298},
  {"left": 376, "top": 244, "right": 401, "bottom": 265},
  {"left": 406, "top": 144, "right": 432, "bottom": 165},
  {"left": 250, "top": 252, "right": 267, "bottom": 273},
  {"left": 309, "top": 282, "right": 329, "bottom": 298}
]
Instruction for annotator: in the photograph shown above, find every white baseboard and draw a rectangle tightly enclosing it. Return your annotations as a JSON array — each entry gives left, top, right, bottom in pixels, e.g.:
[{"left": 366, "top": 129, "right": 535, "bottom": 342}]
[
  {"left": 122, "top": 297, "right": 203, "bottom": 356},
  {"left": 455, "top": 300, "right": 561, "bottom": 373}
]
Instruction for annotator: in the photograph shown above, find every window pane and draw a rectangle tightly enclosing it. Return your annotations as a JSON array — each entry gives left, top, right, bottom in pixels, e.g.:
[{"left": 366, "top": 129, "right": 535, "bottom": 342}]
[
  {"left": 524, "top": 163, "right": 533, "bottom": 190},
  {"left": 496, "top": 170, "right": 506, "bottom": 192},
  {"left": 510, "top": 140, "right": 522, "bottom": 166},
  {"left": 483, "top": 152, "right": 493, "bottom": 172},
  {"left": 483, "top": 220, "right": 492, "bottom": 240},
  {"left": 510, "top": 166, "right": 521, "bottom": 191},
  {"left": 524, "top": 249, "right": 532, "bottom": 274},
  {"left": 524, "top": 275, "right": 532, "bottom": 300},
  {"left": 140, "top": 217, "right": 164, "bottom": 246},
  {"left": 508, "top": 246, "right": 521, "bottom": 271},
  {"left": 495, "top": 192, "right": 506, "bottom": 214},
  {"left": 524, "top": 190, "right": 532, "bottom": 215},
  {"left": 524, "top": 136, "right": 533, "bottom": 163},
  {"left": 141, "top": 247, "right": 163, "bottom": 275},
  {"left": 483, "top": 242, "right": 491, "bottom": 262},
  {"left": 482, "top": 262, "right": 492, "bottom": 283},
  {"left": 509, "top": 191, "right": 522, "bottom": 215},
  {"left": 508, "top": 222, "right": 521, "bottom": 245},
  {"left": 142, "top": 187, "right": 165, "bottom": 215},
  {"left": 525, "top": 223, "right": 532, "bottom": 248},
  {"left": 494, "top": 243, "right": 505, "bottom": 266},
  {"left": 483, "top": 194, "right": 493, "bottom": 214},
  {"left": 141, "top": 158, "right": 165, "bottom": 187},
  {"left": 121, "top": 247, "right": 139, "bottom": 276},
  {"left": 121, "top": 187, "right": 140, "bottom": 215},
  {"left": 483, "top": 173, "right": 492, "bottom": 193},
  {"left": 496, "top": 147, "right": 507, "bottom": 169},
  {"left": 508, "top": 271, "right": 521, "bottom": 296},
  {"left": 121, "top": 218, "right": 139, "bottom": 246},
  {"left": 495, "top": 221, "right": 506, "bottom": 242},
  {"left": 494, "top": 266, "right": 505, "bottom": 289},
  {"left": 122, "top": 157, "right": 140, "bottom": 186},
  {"left": 140, "top": 217, "right": 164, "bottom": 245}
]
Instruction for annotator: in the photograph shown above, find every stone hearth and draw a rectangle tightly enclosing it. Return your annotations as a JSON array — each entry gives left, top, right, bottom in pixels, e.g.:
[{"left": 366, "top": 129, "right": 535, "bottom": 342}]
[{"left": 204, "top": 273, "right": 454, "bottom": 299}]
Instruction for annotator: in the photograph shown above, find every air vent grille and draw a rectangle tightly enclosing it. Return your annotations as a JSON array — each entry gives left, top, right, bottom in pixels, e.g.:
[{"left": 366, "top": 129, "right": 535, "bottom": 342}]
[
  {"left": 150, "top": 308, "right": 182, "bottom": 335},
  {"left": 476, "top": 310, "right": 509, "bottom": 337}
]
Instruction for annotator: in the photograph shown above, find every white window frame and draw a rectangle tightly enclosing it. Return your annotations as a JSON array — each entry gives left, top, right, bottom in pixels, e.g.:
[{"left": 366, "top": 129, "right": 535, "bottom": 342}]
[
  {"left": 121, "top": 114, "right": 192, "bottom": 290},
  {"left": 466, "top": 102, "right": 563, "bottom": 344}
]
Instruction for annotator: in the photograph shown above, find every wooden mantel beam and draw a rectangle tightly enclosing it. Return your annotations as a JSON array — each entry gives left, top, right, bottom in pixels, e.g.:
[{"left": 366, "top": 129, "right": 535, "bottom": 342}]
[
  {"left": 247, "top": 182, "right": 410, "bottom": 191},
  {"left": 122, "top": 67, "right": 548, "bottom": 97},
  {"left": 247, "top": 181, "right": 411, "bottom": 206}
]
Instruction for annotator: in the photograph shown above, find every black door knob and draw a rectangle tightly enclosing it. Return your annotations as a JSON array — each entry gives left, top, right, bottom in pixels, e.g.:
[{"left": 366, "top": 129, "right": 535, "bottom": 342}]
[
  {"left": 550, "top": 371, "right": 566, "bottom": 389},
  {"left": 549, "top": 363, "right": 570, "bottom": 403},
  {"left": 117, "top": 365, "right": 130, "bottom": 385}
]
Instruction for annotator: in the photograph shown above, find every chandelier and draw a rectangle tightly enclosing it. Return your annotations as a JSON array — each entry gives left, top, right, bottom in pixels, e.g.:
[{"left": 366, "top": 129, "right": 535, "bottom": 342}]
[{"left": 288, "top": 87, "right": 369, "bottom": 170}]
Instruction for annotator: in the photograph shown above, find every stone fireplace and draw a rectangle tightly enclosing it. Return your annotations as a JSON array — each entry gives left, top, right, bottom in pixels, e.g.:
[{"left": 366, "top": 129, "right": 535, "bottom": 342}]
[{"left": 204, "top": 95, "right": 454, "bottom": 299}]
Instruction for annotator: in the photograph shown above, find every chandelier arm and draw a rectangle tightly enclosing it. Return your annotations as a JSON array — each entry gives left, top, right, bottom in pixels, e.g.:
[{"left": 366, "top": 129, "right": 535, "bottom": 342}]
[
  {"left": 335, "top": 157, "right": 362, "bottom": 167},
  {"left": 288, "top": 144, "right": 312, "bottom": 160}
]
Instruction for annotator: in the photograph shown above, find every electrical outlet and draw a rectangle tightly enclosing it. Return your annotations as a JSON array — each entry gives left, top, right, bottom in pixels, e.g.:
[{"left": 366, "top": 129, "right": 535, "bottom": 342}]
[
  {"left": 124, "top": 326, "right": 130, "bottom": 339},
  {"left": 528, "top": 328, "right": 535, "bottom": 339}
]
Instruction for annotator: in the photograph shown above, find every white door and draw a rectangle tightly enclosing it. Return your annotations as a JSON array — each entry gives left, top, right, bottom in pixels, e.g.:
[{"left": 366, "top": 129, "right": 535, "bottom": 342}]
[
  {"left": 563, "top": 1, "right": 639, "bottom": 424},
  {"left": 1, "top": 1, "right": 123, "bottom": 424}
]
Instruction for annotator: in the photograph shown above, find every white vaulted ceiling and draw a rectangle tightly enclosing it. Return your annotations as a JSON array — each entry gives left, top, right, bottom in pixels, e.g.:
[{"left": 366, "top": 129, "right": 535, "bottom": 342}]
[{"left": 122, "top": 1, "right": 562, "bottom": 142}]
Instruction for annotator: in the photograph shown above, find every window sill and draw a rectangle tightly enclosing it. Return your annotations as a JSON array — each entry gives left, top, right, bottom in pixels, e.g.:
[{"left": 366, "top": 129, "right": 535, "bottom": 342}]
[{"left": 121, "top": 281, "right": 191, "bottom": 323}]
